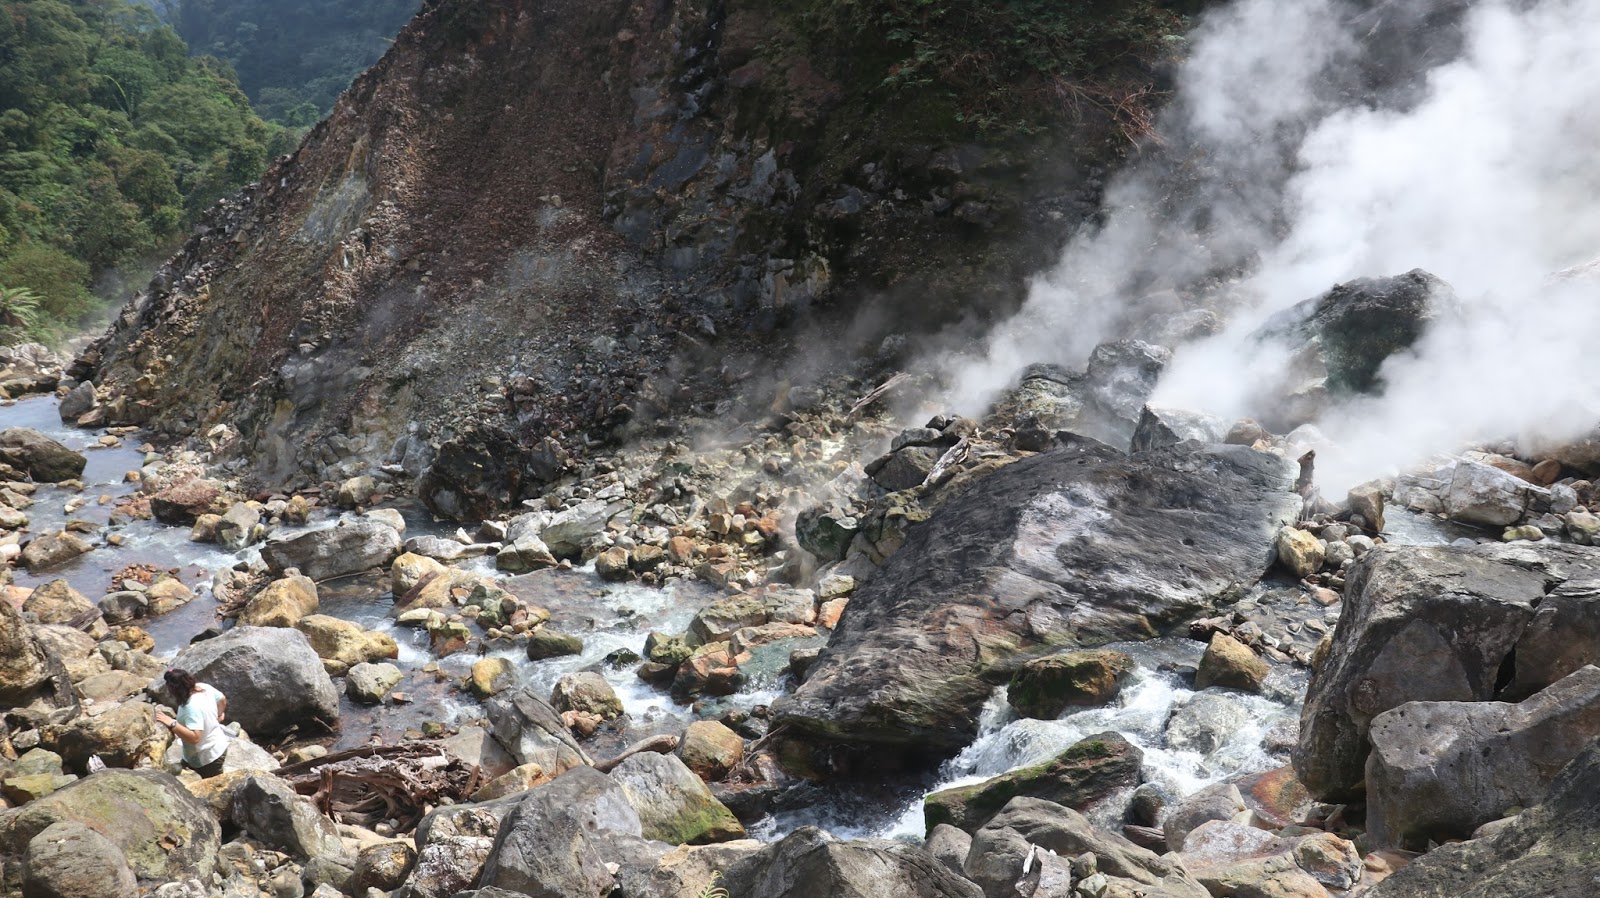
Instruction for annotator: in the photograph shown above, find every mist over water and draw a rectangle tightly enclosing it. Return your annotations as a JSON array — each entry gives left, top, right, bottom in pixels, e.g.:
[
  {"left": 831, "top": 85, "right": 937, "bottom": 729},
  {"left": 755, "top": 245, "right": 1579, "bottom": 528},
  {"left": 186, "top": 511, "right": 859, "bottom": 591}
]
[{"left": 931, "top": 0, "right": 1600, "bottom": 493}]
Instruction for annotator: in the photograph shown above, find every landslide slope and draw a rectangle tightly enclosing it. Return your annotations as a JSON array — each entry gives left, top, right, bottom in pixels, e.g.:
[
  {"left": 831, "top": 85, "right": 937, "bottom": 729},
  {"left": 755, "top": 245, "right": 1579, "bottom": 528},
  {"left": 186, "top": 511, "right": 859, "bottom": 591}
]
[{"left": 83, "top": 0, "right": 1182, "bottom": 510}]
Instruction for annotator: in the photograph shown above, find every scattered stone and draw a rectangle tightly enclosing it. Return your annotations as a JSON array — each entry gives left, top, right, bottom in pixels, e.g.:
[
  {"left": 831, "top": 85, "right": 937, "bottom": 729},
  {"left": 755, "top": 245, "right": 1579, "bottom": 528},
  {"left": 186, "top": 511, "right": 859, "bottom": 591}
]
[
  {"left": 1195, "top": 633, "right": 1270, "bottom": 692},
  {"left": 20, "top": 531, "right": 92, "bottom": 571},
  {"left": 238, "top": 574, "right": 320, "bottom": 628},
  {"left": 525, "top": 628, "right": 584, "bottom": 660},
  {"left": 468, "top": 657, "right": 516, "bottom": 698},
  {"left": 1274, "top": 527, "right": 1324, "bottom": 579},
  {"left": 679, "top": 720, "right": 744, "bottom": 781},
  {"left": 551, "top": 671, "right": 623, "bottom": 720},
  {"left": 391, "top": 553, "right": 446, "bottom": 595},
  {"left": 346, "top": 662, "right": 403, "bottom": 703},
  {"left": 23, "top": 580, "right": 95, "bottom": 625}
]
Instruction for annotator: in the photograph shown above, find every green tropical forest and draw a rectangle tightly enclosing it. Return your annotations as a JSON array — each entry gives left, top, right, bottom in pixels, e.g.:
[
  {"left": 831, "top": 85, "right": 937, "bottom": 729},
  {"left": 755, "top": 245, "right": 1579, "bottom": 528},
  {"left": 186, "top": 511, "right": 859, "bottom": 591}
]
[
  {"left": 171, "top": 0, "right": 418, "bottom": 126},
  {"left": 0, "top": 0, "right": 296, "bottom": 342}
]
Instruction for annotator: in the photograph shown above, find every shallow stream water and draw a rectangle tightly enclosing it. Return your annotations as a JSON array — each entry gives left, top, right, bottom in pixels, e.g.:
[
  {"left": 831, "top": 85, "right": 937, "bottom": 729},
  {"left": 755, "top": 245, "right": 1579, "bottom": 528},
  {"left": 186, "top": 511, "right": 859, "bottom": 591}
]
[{"left": 1, "top": 394, "right": 1462, "bottom": 841}]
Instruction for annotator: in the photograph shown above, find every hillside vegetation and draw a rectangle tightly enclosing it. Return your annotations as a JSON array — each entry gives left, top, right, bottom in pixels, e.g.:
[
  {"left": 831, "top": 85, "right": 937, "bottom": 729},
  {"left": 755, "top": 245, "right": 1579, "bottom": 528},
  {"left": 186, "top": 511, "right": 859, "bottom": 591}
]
[
  {"left": 173, "top": 0, "right": 419, "bottom": 125},
  {"left": 0, "top": 0, "right": 288, "bottom": 341}
]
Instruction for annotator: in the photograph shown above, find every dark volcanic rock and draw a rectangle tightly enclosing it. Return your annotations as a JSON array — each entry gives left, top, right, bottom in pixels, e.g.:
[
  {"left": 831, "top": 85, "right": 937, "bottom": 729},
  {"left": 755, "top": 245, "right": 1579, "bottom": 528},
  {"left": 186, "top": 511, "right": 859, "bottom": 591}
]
[
  {"left": 775, "top": 439, "right": 1298, "bottom": 754},
  {"left": 1295, "top": 543, "right": 1600, "bottom": 801},
  {"left": 1366, "top": 736, "right": 1600, "bottom": 898},
  {"left": 260, "top": 519, "right": 402, "bottom": 581},
  {"left": 0, "top": 428, "right": 85, "bottom": 482}
]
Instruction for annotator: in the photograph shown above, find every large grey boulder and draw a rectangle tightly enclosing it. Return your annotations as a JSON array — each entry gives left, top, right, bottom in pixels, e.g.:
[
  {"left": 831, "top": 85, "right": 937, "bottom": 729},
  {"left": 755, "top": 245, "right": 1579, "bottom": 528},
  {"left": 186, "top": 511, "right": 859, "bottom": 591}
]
[
  {"left": 57, "top": 381, "right": 98, "bottom": 423},
  {"left": 608, "top": 751, "right": 746, "bottom": 845},
  {"left": 1295, "top": 543, "right": 1600, "bottom": 801},
  {"left": 778, "top": 441, "right": 1297, "bottom": 755},
  {"left": 1365, "top": 665, "right": 1600, "bottom": 850},
  {"left": 233, "top": 774, "right": 344, "bottom": 860},
  {"left": 722, "top": 826, "right": 982, "bottom": 898},
  {"left": 477, "top": 766, "right": 657, "bottom": 897},
  {"left": 1443, "top": 461, "right": 1537, "bottom": 527},
  {"left": 990, "top": 342, "right": 1170, "bottom": 450},
  {"left": 0, "top": 428, "right": 86, "bottom": 482},
  {"left": 484, "top": 686, "right": 592, "bottom": 774},
  {"left": 0, "top": 769, "right": 220, "bottom": 882},
  {"left": 168, "top": 626, "right": 339, "bottom": 736},
  {"left": 22, "top": 820, "right": 136, "bottom": 898},
  {"left": 261, "top": 519, "right": 402, "bottom": 581},
  {"left": 964, "top": 798, "right": 1206, "bottom": 898},
  {"left": 0, "top": 599, "right": 52, "bottom": 709},
  {"left": 539, "top": 500, "right": 627, "bottom": 557},
  {"left": 1366, "top": 737, "right": 1600, "bottom": 898},
  {"left": 1131, "top": 406, "right": 1229, "bottom": 453}
]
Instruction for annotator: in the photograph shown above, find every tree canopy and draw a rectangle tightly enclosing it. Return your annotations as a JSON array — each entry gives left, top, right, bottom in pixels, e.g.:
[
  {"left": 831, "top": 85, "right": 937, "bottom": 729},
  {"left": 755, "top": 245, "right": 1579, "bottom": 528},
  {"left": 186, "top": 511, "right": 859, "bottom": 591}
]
[
  {"left": 173, "top": 0, "right": 418, "bottom": 126},
  {"left": 0, "top": 0, "right": 287, "bottom": 340}
]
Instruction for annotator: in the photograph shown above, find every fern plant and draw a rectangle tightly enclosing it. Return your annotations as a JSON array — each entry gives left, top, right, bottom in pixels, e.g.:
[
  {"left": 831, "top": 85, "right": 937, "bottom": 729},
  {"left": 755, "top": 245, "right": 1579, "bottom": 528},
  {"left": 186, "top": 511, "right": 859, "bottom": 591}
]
[{"left": 0, "top": 287, "right": 43, "bottom": 343}]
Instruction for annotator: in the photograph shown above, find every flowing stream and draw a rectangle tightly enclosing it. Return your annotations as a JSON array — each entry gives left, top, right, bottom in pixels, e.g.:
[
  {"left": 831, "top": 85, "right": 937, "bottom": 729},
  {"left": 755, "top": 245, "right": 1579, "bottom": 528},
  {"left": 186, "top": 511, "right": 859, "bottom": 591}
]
[{"left": 1, "top": 393, "right": 1465, "bottom": 841}]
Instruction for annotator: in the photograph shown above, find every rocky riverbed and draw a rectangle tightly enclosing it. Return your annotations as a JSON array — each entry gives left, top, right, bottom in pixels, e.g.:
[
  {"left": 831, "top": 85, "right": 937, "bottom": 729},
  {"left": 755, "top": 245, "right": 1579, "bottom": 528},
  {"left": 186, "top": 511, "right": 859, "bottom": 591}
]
[{"left": 7, "top": 263, "right": 1600, "bottom": 898}]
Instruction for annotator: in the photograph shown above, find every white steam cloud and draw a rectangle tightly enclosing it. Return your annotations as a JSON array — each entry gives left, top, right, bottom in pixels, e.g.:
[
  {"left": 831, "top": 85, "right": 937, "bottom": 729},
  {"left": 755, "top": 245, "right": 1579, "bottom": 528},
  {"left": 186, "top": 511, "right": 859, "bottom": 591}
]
[{"left": 935, "top": 0, "right": 1600, "bottom": 494}]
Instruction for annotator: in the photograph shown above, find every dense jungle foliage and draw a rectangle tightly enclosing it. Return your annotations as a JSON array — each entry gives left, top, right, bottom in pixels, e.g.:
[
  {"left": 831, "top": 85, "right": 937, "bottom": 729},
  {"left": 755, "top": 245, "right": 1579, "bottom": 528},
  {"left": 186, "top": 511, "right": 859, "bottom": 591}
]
[
  {"left": 172, "top": 0, "right": 418, "bottom": 126},
  {"left": 0, "top": 0, "right": 289, "bottom": 341}
]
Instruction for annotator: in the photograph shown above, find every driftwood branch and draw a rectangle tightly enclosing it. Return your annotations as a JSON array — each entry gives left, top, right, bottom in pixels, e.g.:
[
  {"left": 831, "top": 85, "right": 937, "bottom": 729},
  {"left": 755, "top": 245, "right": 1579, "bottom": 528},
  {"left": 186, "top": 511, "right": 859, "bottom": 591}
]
[
  {"left": 594, "top": 734, "right": 680, "bottom": 773},
  {"left": 848, "top": 373, "right": 910, "bottom": 419}
]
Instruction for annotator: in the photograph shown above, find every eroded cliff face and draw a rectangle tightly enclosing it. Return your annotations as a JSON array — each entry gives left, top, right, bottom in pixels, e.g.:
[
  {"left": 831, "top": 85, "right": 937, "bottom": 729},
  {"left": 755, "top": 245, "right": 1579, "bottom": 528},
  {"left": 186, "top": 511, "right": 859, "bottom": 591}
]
[{"left": 83, "top": 0, "right": 1160, "bottom": 515}]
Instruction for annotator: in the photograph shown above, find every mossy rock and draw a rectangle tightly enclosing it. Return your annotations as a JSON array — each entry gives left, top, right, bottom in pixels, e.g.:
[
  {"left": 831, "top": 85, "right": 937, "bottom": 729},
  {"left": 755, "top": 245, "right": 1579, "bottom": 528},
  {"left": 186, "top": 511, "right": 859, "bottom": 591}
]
[
  {"left": 0, "top": 769, "right": 220, "bottom": 882},
  {"left": 923, "top": 731, "right": 1142, "bottom": 834},
  {"left": 1007, "top": 649, "right": 1134, "bottom": 719}
]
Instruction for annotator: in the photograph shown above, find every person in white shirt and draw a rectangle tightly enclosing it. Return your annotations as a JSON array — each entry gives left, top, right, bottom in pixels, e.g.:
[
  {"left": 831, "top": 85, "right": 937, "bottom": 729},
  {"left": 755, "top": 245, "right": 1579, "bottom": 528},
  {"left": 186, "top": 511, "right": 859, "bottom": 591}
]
[{"left": 154, "top": 668, "right": 231, "bottom": 777}]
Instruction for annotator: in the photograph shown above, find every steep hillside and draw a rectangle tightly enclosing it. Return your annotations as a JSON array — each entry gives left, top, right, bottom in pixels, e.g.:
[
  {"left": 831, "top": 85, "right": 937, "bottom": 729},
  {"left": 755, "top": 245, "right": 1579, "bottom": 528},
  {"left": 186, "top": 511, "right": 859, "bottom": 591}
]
[{"left": 82, "top": 0, "right": 1183, "bottom": 515}]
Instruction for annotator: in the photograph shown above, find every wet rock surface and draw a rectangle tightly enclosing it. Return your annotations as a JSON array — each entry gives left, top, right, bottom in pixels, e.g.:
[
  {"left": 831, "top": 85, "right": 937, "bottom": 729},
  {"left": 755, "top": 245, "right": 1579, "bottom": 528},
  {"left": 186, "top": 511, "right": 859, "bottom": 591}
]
[{"left": 779, "top": 441, "right": 1298, "bottom": 753}]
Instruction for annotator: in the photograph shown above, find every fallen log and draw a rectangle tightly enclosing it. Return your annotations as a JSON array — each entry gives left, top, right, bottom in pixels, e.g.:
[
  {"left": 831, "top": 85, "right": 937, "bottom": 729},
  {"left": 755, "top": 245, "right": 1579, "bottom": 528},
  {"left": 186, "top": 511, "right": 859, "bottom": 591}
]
[{"left": 594, "top": 734, "right": 680, "bottom": 773}]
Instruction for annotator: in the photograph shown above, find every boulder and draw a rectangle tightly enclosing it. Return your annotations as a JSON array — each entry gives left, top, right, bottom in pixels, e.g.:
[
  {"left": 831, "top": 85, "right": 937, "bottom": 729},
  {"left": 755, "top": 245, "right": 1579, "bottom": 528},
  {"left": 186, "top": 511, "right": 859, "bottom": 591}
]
[
  {"left": 1194, "top": 632, "right": 1270, "bottom": 692},
  {"left": 496, "top": 535, "right": 558, "bottom": 573},
  {"left": 1348, "top": 483, "right": 1386, "bottom": 532},
  {"left": 20, "top": 532, "right": 92, "bottom": 571},
  {"left": 794, "top": 506, "right": 860, "bottom": 563},
  {"left": 924, "top": 823, "right": 971, "bottom": 875},
  {"left": 484, "top": 687, "right": 592, "bottom": 772},
  {"left": 469, "top": 763, "right": 551, "bottom": 801},
  {"left": 57, "top": 381, "right": 98, "bottom": 422},
  {"left": 260, "top": 520, "right": 402, "bottom": 582},
  {"left": 611, "top": 841, "right": 764, "bottom": 898},
  {"left": 540, "top": 500, "right": 625, "bottom": 557},
  {"left": 525, "top": 628, "right": 583, "bottom": 660},
  {"left": 237, "top": 575, "right": 319, "bottom": 628},
  {"left": 924, "top": 732, "right": 1142, "bottom": 834},
  {"left": 1295, "top": 544, "right": 1600, "bottom": 800},
  {"left": 233, "top": 774, "right": 344, "bottom": 860},
  {"left": 469, "top": 658, "right": 516, "bottom": 698},
  {"left": 686, "top": 595, "right": 768, "bottom": 647},
  {"left": 778, "top": 441, "right": 1298, "bottom": 754},
  {"left": 723, "top": 826, "right": 982, "bottom": 898},
  {"left": 169, "top": 626, "right": 339, "bottom": 736},
  {"left": 1131, "top": 406, "right": 1229, "bottom": 453},
  {"left": 1444, "top": 461, "right": 1534, "bottom": 527},
  {"left": 1273, "top": 527, "right": 1324, "bottom": 579},
  {"left": 22, "top": 820, "right": 137, "bottom": 898},
  {"left": 295, "top": 615, "right": 398, "bottom": 672},
  {"left": 416, "top": 430, "right": 567, "bottom": 521},
  {"left": 550, "top": 671, "right": 622, "bottom": 720},
  {"left": 0, "top": 428, "right": 86, "bottom": 482},
  {"left": 1163, "top": 783, "right": 1248, "bottom": 851},
  {"left": 442, "top": 726, "right": 519, "bottom": 781},
  {"left": 40, "top": 700, "right": 169, "bottom": 771},
  {"left": 678, "top": 720, "right": 744, "bottom": 781},
  {"left": 148, "top": 478, "right": 221, "bottom": 525},
  {"left": 97, "top": 591, "right": 148, "bottom": 624},
  {"left": 964, "top": 798, "right": 1203, "bottom": 898},
  {"left": 1006, "top": 650, "right": 1136, "bottom": 720},
  {"left": 1248, "top": 269, "right": 1457, "bottom": 424},
  {"left": 1508, "top": 576, "right": 1600, "bottom": 699},
  {"left": 392, "top": 567, "right": 482, "bottom": 615},
  {"left": 391, "top": 553, "right": 446, "bottom": 595},
  {"left": 609, "top": 751, "right": 746, "bottom": 844},
  {"left": 0, "top": 769, "right": 220, "bottom": 882},
  {"left": 353, "top": 841, "right": 416, "bottom": 892},
  {"left": 346, "top": 662, "right": 403, "bottom": 703},
  {"left": 22, "top": 581, "right": 94, "bottom": 626},
  {"left": 1171, "top": 688, "right": 1254, "bottom": 752},
  {"left": 594, "top": 546, "right": 632, "bottom": 581},
  {"left": 0, "top": 600, "right": 52, "bottom": 708},
  {"left": 870, "top": 446, "right": 941, "bottom": 492},
  {"left": 213, "top": 502, "right": 263, "bottom": 550},
  {"left": 1365, "top": 665, "right": 1600, "bottom": 850},
  {"left": 1363, "top": 737, "right": 1600, "bottom": 898},
  {"left": 476, "top": 766, "right": 655, "bottom": 897}
]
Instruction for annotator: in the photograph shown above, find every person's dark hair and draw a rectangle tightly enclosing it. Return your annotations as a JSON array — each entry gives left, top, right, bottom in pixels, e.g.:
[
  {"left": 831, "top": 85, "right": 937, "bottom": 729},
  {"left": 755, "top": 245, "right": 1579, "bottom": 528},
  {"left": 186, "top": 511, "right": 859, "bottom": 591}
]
[{"left": 164, "top": 668, "right": 198, "bottom": 699}]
